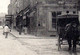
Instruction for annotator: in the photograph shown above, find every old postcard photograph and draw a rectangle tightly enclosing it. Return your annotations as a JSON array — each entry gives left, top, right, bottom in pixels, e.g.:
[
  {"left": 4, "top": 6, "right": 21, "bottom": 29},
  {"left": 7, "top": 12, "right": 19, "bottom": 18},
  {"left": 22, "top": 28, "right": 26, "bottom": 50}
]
[{"left": 0, "top": 0, "right": 80, "bottom": 55}]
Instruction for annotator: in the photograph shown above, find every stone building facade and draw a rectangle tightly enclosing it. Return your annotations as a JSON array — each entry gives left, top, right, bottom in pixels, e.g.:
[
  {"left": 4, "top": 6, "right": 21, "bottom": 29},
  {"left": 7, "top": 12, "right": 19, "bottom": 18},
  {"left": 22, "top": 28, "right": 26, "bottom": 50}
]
[
  {"left": 8, "top": 0, "right": 30, "bottom": 28},
  {"left": 29, "top": 0, "right": 78, "bottom": 36},
  {"left": 8, "top": 4, "right": 12, "bottom": 15},
  {"left": 8, "top": 0, "right": 79, "bottom": 36}
]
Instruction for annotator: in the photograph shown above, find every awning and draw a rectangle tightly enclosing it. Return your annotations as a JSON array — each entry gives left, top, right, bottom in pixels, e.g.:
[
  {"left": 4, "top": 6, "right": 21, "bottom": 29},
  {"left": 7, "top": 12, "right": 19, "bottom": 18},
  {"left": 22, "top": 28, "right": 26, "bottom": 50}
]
[
  {"left": 18, "top": 5, "right": 30, "bottom": 15},
  {"left": 28, "top": 11, "right": 36, "bottom": 17},
  {"left": 24, "top": 9, "right": 29, "bottom": 15},
  {"left": 18, "top": 3, "right": 37, "bottom": 16}
]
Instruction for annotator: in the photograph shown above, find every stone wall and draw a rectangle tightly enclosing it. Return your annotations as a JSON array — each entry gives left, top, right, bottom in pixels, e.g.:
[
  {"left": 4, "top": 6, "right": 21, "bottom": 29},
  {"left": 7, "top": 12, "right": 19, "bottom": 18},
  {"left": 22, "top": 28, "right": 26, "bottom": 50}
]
[{"left": 36, "top": 0, "right": 78, "bottom": 36}]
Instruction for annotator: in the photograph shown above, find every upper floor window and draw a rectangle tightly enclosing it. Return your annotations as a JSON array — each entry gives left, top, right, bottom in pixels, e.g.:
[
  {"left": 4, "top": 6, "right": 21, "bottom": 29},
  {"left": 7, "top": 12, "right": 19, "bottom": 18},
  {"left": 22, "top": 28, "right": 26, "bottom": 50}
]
[
  {"left": 52, "top": 11, "right": 62, "bottom": 18},
  {"left": 66, "top": 11, "right": 69, "bottom": 14},
  {"left": 73, "top": 11, "right": 76, "bottom": 14}
]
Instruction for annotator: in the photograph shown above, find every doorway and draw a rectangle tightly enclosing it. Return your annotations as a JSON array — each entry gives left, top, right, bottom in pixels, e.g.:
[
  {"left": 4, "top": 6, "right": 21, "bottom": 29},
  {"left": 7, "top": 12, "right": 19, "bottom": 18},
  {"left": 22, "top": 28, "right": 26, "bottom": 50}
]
[{"left": 52, "top": 11, "right": 61, "bottom": 29}]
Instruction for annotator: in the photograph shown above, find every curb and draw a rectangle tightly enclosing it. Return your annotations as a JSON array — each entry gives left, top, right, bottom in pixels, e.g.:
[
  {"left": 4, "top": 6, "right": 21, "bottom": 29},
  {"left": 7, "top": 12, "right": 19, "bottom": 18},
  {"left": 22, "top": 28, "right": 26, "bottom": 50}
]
[
  {"left": 9, "top": 33, "right": 38, "bottom": 55},
  {"left": 9, "top": 33, "right": 17, "bottom": 38}
]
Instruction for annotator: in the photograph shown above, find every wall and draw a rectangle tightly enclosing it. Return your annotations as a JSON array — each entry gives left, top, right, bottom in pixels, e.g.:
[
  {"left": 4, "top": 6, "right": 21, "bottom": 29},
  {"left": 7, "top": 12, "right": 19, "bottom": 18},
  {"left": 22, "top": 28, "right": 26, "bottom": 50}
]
[
  {"left": 8, "top": 0, "right": 78, "bottom": 36},
  {"left": 36, "top": 0, "right": 78, "bottom": 36},
  {"left": 8, "top": 4, "right": 12, "bottom": 15}
]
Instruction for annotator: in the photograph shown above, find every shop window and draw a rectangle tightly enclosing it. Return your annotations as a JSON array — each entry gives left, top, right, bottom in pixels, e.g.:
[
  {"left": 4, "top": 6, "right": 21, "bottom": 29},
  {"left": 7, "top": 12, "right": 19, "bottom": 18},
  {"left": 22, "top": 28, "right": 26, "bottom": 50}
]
[
  {"left": 52, "top": 12, "right": 56, "bottom": 29},
  {"left": 52, "top": 11, "right": 61, "bottom": 29},
  {"left": 52, "top": 19, "right": 56, "bottom": 29}
]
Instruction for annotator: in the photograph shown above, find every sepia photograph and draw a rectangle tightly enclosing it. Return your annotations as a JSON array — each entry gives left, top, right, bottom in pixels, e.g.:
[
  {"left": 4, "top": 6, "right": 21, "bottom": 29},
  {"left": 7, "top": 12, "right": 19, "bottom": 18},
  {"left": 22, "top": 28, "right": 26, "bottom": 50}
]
[{"left": 0, "top": 0, "right": 80, "bottom": 55}]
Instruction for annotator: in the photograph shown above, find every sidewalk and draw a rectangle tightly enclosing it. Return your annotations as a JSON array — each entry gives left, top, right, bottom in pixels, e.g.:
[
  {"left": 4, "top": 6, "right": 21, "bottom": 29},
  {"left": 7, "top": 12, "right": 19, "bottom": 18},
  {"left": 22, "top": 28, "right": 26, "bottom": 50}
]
[
  {"left": 10, "top": 29, "right": 56, "bottom": 39},
  {"left": 10, "top": 29, "right": 36, "bottom": 38},
  {"left": 0, "top": 29, "right": 37, "bottom": 55}
]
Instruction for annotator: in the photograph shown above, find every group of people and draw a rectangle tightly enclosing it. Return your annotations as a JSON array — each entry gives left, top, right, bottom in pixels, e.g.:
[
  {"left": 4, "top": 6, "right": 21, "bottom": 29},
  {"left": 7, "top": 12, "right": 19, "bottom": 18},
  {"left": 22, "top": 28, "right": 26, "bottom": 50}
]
[{"left": 65, "top": 21, "right": 79, "bottom": 53}]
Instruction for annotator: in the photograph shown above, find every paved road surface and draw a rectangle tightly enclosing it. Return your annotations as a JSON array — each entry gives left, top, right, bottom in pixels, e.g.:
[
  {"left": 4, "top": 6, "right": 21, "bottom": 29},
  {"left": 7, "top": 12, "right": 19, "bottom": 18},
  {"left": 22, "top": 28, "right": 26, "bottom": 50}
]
[
  {"left": 0, "top": 27, "right": 80, "bottom": 55},
  {"left": 0, "top": 28, "right": 37, "bottom": 55}
]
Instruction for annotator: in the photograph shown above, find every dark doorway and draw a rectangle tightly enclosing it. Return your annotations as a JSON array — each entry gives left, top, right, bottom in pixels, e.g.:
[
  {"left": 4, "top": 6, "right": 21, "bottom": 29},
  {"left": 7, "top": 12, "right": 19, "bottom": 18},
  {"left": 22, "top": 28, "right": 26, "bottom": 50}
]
[
  {"left": 26, "top": 15, "right": 30, "bottom": 27},
  {"left": 52, "top": 11, "right": 61, "bottom": 29}
]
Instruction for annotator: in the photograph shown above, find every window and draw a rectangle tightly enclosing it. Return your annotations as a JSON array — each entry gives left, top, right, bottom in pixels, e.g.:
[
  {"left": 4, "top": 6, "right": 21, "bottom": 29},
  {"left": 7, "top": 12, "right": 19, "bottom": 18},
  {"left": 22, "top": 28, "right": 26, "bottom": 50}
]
[
  {"left": 52, "top": 11, "right": 62, "bottom": 18},
  {"left": 57, "top": 11, "right": 62, "bottom": 15},
  {"left": 73, "top": 11, "right": 76, "bottom": 14},
  {"left": 38, "top": 23, "right": 40, "bottom": 26},
  {"left": 52, "top": 12, "right": 56, "bottom": 17},
  {"left": 66, "top": 11, "right": 69, "bottom": 14}
]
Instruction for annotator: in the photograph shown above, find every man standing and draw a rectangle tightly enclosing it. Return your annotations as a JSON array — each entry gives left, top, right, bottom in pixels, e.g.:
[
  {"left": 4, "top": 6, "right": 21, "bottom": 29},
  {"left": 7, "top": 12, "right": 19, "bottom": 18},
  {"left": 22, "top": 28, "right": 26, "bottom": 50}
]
[
  {"left": 71, "top": 22, "right": 79, "bottom": 52},
  {"left": 65, "top": 21, "right": 79, "bottom": 53},
  {"left": 19, "top": 23, "right": 23, "bottom": 35}
]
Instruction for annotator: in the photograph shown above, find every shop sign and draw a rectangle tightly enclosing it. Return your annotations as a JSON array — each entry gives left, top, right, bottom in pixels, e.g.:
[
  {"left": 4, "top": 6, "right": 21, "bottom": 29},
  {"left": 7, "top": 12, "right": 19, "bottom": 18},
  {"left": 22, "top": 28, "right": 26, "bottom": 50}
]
[{"left": 5, "top": 15, "right": 13, "bottom": 18}]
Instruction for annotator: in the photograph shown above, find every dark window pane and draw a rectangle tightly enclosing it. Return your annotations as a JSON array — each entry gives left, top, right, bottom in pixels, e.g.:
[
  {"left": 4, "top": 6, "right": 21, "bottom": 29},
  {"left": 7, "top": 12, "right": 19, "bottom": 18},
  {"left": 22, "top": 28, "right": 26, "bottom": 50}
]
[
  {"left": 66, "top": 11, "right": 69, "bottom": 14},
  {"left": 52, "top": 12, "right": 56, "bottom": 17},
  {"left": 73, "top": 11, "right": 76, "bottom": 14},
  {"left": 57, "top": 11, "right": 61, "bottom": 15}
]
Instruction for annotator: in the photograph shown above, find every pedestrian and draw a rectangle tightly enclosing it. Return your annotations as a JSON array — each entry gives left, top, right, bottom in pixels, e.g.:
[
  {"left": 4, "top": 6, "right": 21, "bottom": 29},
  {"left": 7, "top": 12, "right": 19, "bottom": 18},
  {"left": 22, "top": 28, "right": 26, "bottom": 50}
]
[
  {"left": 23, "top": 27, "right": 27, "bottom": 35},
  {"left": 65, "top": 21, "right": 79, "bottom": 53},
  {"left": 19, "top": 23, "right": 22, "bottom": 35},
  {"left": 3, "top": 25, "right": 10, "bottom": 38}
]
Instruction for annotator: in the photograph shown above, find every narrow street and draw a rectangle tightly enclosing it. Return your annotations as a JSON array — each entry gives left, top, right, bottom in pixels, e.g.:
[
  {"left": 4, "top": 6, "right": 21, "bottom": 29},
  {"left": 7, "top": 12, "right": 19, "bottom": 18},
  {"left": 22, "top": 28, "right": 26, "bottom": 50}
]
[{"left": 0, "top": 27, "right": 79, "bottom": 55}]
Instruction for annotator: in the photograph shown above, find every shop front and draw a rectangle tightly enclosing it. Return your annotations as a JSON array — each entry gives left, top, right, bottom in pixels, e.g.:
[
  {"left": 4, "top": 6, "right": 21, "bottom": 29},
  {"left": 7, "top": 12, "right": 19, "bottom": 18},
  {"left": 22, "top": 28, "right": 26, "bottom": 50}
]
[{"left": 36, "top": 3, "right": 77, "bottom": 36}]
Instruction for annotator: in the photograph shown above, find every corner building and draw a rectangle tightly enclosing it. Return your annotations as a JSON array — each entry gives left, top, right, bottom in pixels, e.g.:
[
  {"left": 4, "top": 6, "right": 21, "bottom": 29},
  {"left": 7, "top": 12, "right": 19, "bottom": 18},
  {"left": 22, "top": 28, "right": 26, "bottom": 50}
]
[
  {"left": 34, "top": 0, "right": 78, "bottom": 36},
  {"left": 8, "top": 0, "right": 78, "bottom": 36}
]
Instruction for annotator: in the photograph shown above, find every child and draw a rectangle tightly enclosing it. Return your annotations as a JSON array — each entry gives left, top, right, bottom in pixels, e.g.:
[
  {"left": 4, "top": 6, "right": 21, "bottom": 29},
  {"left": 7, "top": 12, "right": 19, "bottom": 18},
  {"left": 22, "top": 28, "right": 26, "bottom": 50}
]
[{"left": 3, "top": 25, "right": 10, "bottom": 38}]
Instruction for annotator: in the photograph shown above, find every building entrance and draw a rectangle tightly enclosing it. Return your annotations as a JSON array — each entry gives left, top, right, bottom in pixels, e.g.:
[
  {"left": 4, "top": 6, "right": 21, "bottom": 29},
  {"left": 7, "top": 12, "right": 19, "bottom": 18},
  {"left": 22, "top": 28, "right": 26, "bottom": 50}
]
[{"left": 52, "top": 11, "right": 61, "bottom": 29}]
